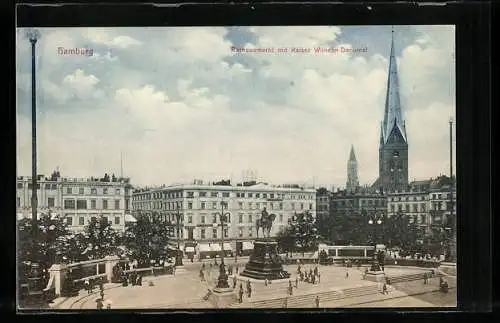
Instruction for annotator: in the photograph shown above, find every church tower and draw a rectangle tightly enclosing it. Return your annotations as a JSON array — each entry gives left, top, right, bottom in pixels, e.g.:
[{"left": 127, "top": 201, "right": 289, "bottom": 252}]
[
  {"left": 376, "top": 28, "right": 409, "bottom": 193},
  {"left": 346, "top": 145, "right": 359, "bottom": 192}
]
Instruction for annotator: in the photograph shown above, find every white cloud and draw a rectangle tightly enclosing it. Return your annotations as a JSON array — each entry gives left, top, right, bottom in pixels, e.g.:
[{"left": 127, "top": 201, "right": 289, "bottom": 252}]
[{"left": 16, "top": 26, "right": 455, "bottom": 188}]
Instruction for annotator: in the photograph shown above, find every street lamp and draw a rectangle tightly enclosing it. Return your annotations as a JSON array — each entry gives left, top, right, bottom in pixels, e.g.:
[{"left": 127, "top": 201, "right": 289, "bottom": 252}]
[
  {"left": 213, "top": 201, "right": 231, "bottom": 289},
  {"left": 367, "top": 211, "right": 383, "bottom": 272},
  {"left": 175, "top": 203, "right": 183, "bottom": 267},
  {"left": 23, "top": 28, "right": 44, "bottom": 306}
]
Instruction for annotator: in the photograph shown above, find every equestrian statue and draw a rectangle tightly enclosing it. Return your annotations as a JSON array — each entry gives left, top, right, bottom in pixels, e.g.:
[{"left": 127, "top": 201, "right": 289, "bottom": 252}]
[{"left": 256, "top": 207, "right": 276, "bottom": 238}]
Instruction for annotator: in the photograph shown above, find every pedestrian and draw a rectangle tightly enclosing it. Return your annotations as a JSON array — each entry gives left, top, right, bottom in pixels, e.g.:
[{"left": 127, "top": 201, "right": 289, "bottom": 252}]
[
  {"left": 315, "top": 295, "right": 320, "bottom": 308},
  {"left": 284, "top": 298, "right": 288, "bottom": 308},
  {"left": 106, "top": 302, "right": 111, "bottom": 310},
  {"left": 137, "top": 275, "right": 142, "bottom": 286},
  {"left": 312, "top": 274, "right": 316, "bottom": 284},
  {"left": 314, "top": 266, "right": 318, "bottom": 276},
  {"left": 318, "top": 273, "right": 321, "bottom": 283},
  {"left": 202, "top": 263, "right": 205, "bottom": 270},
  {"left": 233, "top": 276, "right": 237, "bottom": 289},
  {"left": 84, "top": 279, "right": 90, "bottom": 294},
  {"left": 236, "top": 266, "right": 239, "bottom": 274},
  {"left": 238, "top": 284, "right": 244, "bottom": 303},
  {"left": 173, "top": 265, "right": 176, "bottom": 276},
  {"left": 295, "top": 276, "right": 298, "bottom": 288},
  {"left": 200, "top": 269, "right": 205, "bottom": 282},
  {"left": 96, "top": 298, "right": 104, "bottom": 310},
  {"left": 288, "top": 283, "right": 293, "bottom": 296},
  {"left": 345, "top": 270, "right": 349, "bottom": 279},
  {"left": 423, "top": 273, "right": 427, "bottom": 284},
  {"left": 382, "top": 283, "right": 388, "bottom": 295},
  {"left": 99, "top": 281, "right": 104, "bottom": 292},
  {"left": 297, "top": 264, "right": 301, "bottom": 274},
  {"left": 264, "top": 278, "right": 268, "bottom": 286},
  {"left": 246, "top": 280, "right": 251, "bottom": 297},
  {"left": 100, "top": 290, "right": 105, "bottom": 300}
]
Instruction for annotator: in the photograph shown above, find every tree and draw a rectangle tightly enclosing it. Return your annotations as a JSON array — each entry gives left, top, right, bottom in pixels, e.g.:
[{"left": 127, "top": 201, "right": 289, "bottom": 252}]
[
  {"left": 80, "top": 216, "right": 121, "bottom": 259},
  {"left": 17, "top": 214, "right": 74, "bottom": 270},
  {"left": 288, "top": 211, "right": 321, "bottom": 255},
  {"left": 123, "top": 212, "right": 171, "bottom": 265},
  {"left": 276, "top": 226, "right": 296, "bottom": 256},
  {"left": 382, "top": 211, "right": 420, "bottom": 252}
]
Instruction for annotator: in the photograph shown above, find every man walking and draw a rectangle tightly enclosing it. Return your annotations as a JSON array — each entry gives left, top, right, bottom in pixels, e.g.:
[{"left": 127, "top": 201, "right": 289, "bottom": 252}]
[
  {"left": 238, "top": 284, "right": 244, "bottom": 303},
  {"left": 233, "top": 275, "right": 237, "bottom": 289}
]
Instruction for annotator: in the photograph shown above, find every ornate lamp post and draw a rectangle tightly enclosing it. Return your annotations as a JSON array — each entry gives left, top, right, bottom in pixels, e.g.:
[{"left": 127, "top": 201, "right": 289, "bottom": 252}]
[
  {"left": 23, "top": 28, "right": 44, "bottom": 306},
  {"left": 213, "top": 201, "right": 231, "bottom": 289},
  {"left": 367, "top": 212, "right": 383, "bottom": 272},
  {"left": 175, "top": 203, "right": 183, "bottom": 266}
]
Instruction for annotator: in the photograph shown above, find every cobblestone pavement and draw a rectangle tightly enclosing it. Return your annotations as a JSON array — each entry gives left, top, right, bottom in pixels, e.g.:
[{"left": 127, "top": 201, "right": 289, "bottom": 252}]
[{"left": 55, "top": 264, "right": 435, "bottom": 309}]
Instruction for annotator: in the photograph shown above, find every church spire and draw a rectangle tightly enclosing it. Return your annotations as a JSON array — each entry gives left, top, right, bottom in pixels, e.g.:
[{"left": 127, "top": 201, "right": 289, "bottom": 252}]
[
  {"left": 382, "top": 26, "right": 407, "bottom": 144},
  {"left": 349, "top": 145, "right": 356, "bottom": 161}
]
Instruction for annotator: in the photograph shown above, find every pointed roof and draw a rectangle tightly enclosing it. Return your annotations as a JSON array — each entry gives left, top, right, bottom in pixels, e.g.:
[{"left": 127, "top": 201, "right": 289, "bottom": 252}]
[
  {"left": 382, "top": 28, "right": 407, "bottom": 144},
  {"left": 349, "top": 145, "right": 357, "bottom": 161}
]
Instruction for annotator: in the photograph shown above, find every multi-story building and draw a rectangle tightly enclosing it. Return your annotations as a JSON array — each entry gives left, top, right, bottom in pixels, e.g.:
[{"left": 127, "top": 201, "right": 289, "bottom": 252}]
[
  {"left": 16, "top": 171, "right": 133, "bottom": 233},
  {"left": 331, "top": 188, "right": 388, "bottom": 217},
  {"left": 386, "top": 175, "right": 456, "bottom": 237},
  {"left": 316, "top": 187, "right": 333, "bottom": 220},
  {"left": 131, "top": 180, "right": 316, "bottom": 256}
]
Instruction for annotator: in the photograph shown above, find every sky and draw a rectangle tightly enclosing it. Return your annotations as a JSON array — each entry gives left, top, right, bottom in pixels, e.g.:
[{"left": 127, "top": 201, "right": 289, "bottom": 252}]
[{"left": 16, "top": 26, "right": 456, "bottom": 188}]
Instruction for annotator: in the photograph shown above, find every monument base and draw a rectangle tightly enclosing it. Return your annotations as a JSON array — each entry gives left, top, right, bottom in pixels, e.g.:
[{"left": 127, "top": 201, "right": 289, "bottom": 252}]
[
  {"left": 207, "top": 287, "right": 237, "bottom": 308},
  {"left": 240, "top": 239, "right": 290, "bottom": 280},
  {"left": 365, "top": 271, "right": 386, "bottom": 282}
]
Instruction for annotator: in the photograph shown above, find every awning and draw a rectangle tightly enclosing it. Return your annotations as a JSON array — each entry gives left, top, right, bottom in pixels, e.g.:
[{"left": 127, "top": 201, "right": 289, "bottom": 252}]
[
  {"left": 222, "top": 242, "right": 232, "bottom": 251},
  {"left": 124, "top": 214, "right": 137, "bottom": 223},
  {"left": 198, "top": 244, "right": 211, "bottom": 252},
  {"left": 185, "top": 247, "right": 195, "bottom": 253},
  {"left": 210, "top": 244, "right": 221, "bottom": 252},
  {"left": 242, "top": 241, "right": 254, "bottom": 250}
]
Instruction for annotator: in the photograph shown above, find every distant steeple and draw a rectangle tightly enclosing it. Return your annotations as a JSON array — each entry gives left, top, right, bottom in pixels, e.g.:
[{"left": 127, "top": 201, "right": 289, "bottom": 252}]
[
  {"left": 349, "top": 145, "right": 357, "bottom": 161},
  {"left": 346, "top": 145, "right": 359, "bottom": 192},
  {"left": 381, "top": 26, "right": 407, "bottom": 145}
]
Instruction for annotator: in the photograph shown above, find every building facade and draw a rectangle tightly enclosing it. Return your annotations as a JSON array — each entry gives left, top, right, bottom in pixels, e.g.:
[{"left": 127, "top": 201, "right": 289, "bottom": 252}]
[
  {"left": 131, "top": 181, "right": 316, "bottom": 256},
  {"left": 386, "top": 176, "right": 456, "bottom": 238},
  {"left": 331, "top": 188, "right": 388, "bottom": 217},
  {"left": 316, "top": 187, "right": 333, "bottom": 220},
  {"left": 373, "top": 31, "right": 409, "bottom": 193},
  {"left": 16, "top": 172, "right": 133, "bottom": 233}
]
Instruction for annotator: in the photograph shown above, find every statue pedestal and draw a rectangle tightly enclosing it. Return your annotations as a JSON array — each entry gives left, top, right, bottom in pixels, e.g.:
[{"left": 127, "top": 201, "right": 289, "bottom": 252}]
[
  {"left": 240, "top": 239, "right": 290, "bottom": 280},
  {"left": 365, "top": 271, "right": 386, "bottom": 282},
  {"left": 207, "top": 287, "right": 237, "bottom": 308}
]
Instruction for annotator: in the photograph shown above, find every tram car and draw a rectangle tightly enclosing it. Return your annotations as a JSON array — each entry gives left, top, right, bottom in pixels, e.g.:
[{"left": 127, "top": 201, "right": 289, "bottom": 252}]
[{"left": 318, "top": 244, "right": 386, "bottom": 265}]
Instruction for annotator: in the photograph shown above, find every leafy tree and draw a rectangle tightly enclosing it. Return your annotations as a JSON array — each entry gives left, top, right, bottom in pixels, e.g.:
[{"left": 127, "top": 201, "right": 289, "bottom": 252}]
[
  {"left": 382, "top": 211, "right": 421, "bottom": 251},
  {"left": 276, "top": 226, "right": 296, "bottom": 256},
  {"left": 17, "top": 214, "right": 74, "bottom": 270},
  {"left": 123, "top": 212, "right": 171, "bottom": 265},
  {"left": 80, "top": 216, "right": 121, "bottom": 259},
  {"left": 288, "top": 211, "right": 321, "bottom": 255}
]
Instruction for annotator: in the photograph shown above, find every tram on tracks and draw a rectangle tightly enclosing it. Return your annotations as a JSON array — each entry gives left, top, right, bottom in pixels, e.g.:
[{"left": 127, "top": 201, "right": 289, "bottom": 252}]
[{"left": 318, "top": 244, "right": 386, "bottom": 264}]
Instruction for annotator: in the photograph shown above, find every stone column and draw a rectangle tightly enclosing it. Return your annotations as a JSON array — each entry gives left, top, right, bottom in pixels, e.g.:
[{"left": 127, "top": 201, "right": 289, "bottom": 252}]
[
  {"left": 48, "top": 264, "right": 67, "bottom": 296},
  {"left": 105, "top": 255, "right": 120, "bottom": 282}
]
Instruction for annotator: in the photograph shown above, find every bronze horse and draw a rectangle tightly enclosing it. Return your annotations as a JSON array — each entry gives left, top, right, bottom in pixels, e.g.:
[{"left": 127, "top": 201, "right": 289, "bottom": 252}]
[{"left": 256, "top": 210, "right": 276, "bottom": 238}]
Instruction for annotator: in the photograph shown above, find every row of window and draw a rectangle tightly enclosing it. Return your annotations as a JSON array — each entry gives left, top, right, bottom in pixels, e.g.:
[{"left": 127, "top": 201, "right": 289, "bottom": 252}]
[
  {"left": 64, "top": 214, "right": 122, "bottom": 226},
  {"left": 388, "top": 201, "right": 453, "bottom": 213},
  {"left": 388, "top": 192, "right": 455, "bottom": 202},
  {"left": 133, "top": 191, "right": 315, "bottom": 201},
  {"left": 133, "top": 201, "right": 314, "bottom": 212},
  {"left": 334, "top": 199, "right": 386, "bottom": 207},
  {"left": 17, "top": 183, "right": 58, "bottom": 190},
  {"left": 17, "top": 197, "right": 56, "bottom": 208},
  {"left": 17, "top": 183, "right": 123, "bottom": 195},
  {"left": 63, "top": 199, "right": 121, "bottom": 210}
]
